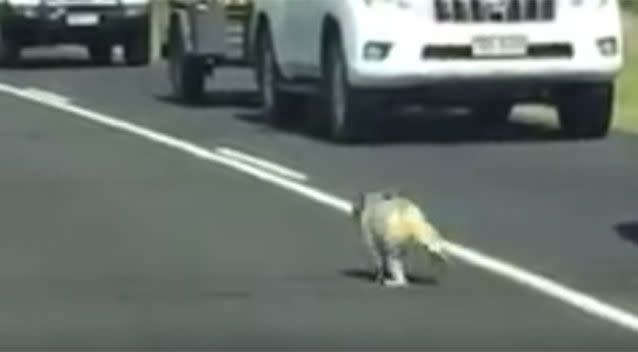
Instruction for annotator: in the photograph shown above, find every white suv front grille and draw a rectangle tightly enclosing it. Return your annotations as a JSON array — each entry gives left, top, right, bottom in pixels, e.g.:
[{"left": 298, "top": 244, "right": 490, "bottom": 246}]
[{"left": 434, "top": 0, "right": 556, "bottom": 23}]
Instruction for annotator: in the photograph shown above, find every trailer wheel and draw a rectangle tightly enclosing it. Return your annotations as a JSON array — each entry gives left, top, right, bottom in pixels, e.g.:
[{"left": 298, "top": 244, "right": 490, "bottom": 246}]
[{"left": 168, "top": 23, "right": 205, "bottom": 103}]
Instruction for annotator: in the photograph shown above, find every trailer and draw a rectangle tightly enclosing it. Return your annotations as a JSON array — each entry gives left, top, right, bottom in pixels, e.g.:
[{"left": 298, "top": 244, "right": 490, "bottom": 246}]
[{"left": 159, "top": 0, "right": 254, "bottom": 103}]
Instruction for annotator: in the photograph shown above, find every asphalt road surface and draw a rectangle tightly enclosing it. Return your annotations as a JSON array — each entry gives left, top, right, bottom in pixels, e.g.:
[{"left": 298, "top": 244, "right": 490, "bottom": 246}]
[{"left": 1, "top": 47, "right": 638, "bottom": 350}]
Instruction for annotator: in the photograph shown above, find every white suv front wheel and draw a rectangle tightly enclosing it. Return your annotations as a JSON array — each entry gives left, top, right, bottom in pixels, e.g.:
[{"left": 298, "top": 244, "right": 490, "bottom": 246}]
[
  {"left": 471, "top": 102, "right": 513, "bottom": 126},
  {"left": 321, "top": 37, "right": 363, "bottom": 143},
  {"left": 556, "top": 83, "right": 614, "bottom": 139},
  {"left": 255, "top": 27, "right": 303, "bottom": 128}
]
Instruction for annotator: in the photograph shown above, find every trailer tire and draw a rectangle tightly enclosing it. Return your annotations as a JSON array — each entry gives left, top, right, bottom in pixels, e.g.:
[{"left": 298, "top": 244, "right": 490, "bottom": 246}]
[{"left": 168, "top": 23, "right": 205, "bottom": 103}]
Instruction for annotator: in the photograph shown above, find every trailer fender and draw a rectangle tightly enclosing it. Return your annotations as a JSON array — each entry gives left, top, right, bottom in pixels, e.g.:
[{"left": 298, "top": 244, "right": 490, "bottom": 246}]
[{"left": 168, "top": 1, "right": 227, "bottom": 58}]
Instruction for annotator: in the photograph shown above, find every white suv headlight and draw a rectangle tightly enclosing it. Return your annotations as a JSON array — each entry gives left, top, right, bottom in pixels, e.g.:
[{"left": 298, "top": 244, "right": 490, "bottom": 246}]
[
  {"left": 362, "top": 0, "right": 415, "bottom": 10},
  {"left": 572, "top": 0, "right": 612, "bottom": 8}
]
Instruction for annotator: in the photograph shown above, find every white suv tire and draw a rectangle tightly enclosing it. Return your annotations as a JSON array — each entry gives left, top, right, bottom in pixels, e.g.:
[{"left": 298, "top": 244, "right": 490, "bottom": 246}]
[
  {"left": 319, "top": 35, "right": 364, "bottom": 143},
  {"left": 255, "top": 25, "right": 305, "bottom": 128},
  {"left": 556, "top": 83, "right": 614, "bottom": 139}
]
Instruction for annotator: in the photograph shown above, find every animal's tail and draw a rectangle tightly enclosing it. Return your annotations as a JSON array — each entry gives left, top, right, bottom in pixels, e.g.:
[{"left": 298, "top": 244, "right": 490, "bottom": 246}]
[{"left": 414, "top": 222, "right": 450, "bottom": 264}]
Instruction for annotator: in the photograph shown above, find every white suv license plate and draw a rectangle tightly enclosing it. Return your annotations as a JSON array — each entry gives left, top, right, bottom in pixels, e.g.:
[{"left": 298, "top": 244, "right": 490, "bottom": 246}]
[
  {"left": 66, "top": 13, "right": 100, "bottom": 26},
  {"left": 472, "top": 35, "right": 528, "bottom": 57}
]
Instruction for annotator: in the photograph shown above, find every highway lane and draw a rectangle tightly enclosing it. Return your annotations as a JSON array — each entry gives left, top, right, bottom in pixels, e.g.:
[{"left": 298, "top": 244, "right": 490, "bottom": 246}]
[
  {"left": 1, "top": 49, "right": 638, "bottom": 348},
  {"left": 5, "top": 49, "right": 638, "bottom": 308}
]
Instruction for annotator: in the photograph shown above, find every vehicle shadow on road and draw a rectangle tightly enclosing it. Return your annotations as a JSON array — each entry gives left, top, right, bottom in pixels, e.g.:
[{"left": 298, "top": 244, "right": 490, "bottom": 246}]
[
  {"left": 0, "top": 58, "right": 123, "bottom": 70},
  {"left": 615, "top": 222, "right": 638, "bottom": 246},
  {"left": 234, "top": 109, "right": 568, "bottom": 145},
  {"left": 155, "top": 90, "right": 261, "bottom": 109},
  {"left": 340, "top": 268, "right": 439, "bottom": 286}
]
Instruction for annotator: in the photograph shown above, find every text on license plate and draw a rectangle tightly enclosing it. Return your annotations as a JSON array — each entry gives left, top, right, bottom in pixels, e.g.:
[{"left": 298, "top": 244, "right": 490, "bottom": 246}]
[
  {"left": 66, "top": 13, "right": 99, "bottom": 26},
  {"left": 471, "top": 35, "right": 528, "bottom": 57}
]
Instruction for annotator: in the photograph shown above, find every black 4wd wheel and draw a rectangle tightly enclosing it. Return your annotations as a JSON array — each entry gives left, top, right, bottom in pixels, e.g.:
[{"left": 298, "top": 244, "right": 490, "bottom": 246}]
[
  {"left": 556, "top": 83, "right": 614, "bottom": 139},
  {"left": 0, "top": 31, "right": 20, "bottom": 66},
  {"left": 168, "top": 23, "right": 205, "bottom": 103},
  {"left": 124, "top": 20, "right": 150, "bottom": 66},
  {"left": 255, "top": 26, "right": 304, "bottom": 128},
  {"left": 89, "top": 43, "right": 112, "bottom": 65}
]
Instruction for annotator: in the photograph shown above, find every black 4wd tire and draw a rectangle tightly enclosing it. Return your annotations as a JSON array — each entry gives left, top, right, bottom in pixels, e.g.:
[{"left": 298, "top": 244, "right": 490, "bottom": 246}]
[
  {"left": 89, "top": 43, "right": 112, "bottom": 65},
  {"left": 168, "top": 23, "right": 205, "bottom": 103},
  {"left": 556, "top": 83, "right": 614, "bottom": 139},
  {"left": 0, "top": 31, "right": 20, "bottom": 66},
  {"left": 255, "top": 26, "right": 304, "bottom": 128},
  {"left": 319, "top": 36, "right": 363, "bottom": 143},
  {"left": 124, "top": 18, "right": 150, "bottom": 66}
]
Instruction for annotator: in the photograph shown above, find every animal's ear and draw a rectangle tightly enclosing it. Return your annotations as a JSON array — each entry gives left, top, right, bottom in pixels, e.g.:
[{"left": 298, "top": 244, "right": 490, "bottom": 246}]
[
  {"left": 390, "top": 187, "right": 407, "bottom": 198},
  {"left": 381, "top": 188, "right": 402, "bottom": 200},
  {"left": 394, "top": 188, "right": 407, "bottom": 198}
]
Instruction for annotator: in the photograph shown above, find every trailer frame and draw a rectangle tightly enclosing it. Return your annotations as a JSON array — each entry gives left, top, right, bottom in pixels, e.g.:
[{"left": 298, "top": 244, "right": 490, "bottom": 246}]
[{"left": 160, "top": 0, "right": 254, "bottom": 103}]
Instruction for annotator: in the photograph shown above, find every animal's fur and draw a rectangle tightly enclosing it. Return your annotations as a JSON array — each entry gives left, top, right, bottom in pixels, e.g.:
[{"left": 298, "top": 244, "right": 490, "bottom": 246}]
[{"left": 351, "top": 189, "right": 449, "bottom": 287}]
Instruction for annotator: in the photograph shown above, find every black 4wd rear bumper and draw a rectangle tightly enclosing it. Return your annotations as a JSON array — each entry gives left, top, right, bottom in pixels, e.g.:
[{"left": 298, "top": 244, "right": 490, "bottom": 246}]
[{"left": 0, "top": 4, "right": 149, "bottom": 46}]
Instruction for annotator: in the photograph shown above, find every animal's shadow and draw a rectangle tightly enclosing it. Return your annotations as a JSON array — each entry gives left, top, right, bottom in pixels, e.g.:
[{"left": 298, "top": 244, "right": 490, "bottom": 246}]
[
  {"left": 341, "top": 268, "right": 440, "bottom": 286},
  {"left": 615, "top": 221, "right": 638, "bottom": 246},
  {"left": 1, "top": 45, "right": 139, "bottom": 70},
  {"left": 0, "top": 58, "right": 119, "bottom": 70}
]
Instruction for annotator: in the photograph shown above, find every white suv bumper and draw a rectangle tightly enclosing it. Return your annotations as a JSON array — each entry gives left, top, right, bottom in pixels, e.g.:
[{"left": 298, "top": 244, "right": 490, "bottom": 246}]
[
  {"left": 347, "top": 20, "right": 623, "bottom": 88},
  {"left": 349, "top": 58, "right": 622, "bottom": 88}
]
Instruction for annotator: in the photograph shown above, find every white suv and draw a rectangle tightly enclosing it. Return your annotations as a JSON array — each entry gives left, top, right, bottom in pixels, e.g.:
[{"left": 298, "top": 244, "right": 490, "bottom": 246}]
[
  {"left": 0, "top": 0, "right": 151, "bottom": 66},
  {"left": 249, "top": 0, "right": 624, "bottom": 142}
]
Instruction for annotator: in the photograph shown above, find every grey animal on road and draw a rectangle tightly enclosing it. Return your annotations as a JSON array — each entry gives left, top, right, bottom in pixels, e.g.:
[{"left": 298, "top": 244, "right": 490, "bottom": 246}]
[{"left": 351, "top": 189, "right": 450, "bottom": 287}]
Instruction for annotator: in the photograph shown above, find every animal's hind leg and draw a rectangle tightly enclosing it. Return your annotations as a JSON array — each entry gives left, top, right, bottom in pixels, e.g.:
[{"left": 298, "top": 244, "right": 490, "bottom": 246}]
[
  {"left": 383, "top": 247, "right": 408, "bottom": 287},
  {"left": 365, "top": 233, "right": 387, "bottom": 283},
  {"left": 371, "top": 242, "right": 387, "bottom": 283},
  {"left": 375, "top": 257, "right": 386, "bottom": 283}
]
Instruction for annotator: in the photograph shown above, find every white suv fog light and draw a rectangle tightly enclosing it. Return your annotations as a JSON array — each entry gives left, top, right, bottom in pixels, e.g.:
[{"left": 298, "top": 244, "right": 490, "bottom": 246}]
[
  {"left": 597, "top": 37, "right": 618, "bottom": 57},
  {"left": 363, "top": 42, "right": 392, "bottom": 61}
]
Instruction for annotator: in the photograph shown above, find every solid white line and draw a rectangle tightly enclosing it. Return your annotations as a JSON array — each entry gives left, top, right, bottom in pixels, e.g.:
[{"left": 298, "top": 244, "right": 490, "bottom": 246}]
[
  {"left": 2, "top": 81, "right": 638, "bottom": 334},
  {"left": 445, "top": 243, "right": 638, "bottom": 333},
  {"left": 216, "top": 146, "right": 308, "bottom": 182},
  {"left": 21, "top": 87, "right": 71, "bottom": 105}
]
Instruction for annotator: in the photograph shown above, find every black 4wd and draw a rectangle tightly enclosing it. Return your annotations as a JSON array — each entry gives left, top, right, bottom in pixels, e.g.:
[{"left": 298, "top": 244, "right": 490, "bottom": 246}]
[{"left": 0, "top": 0, "right": 151, "bottom": 66}]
